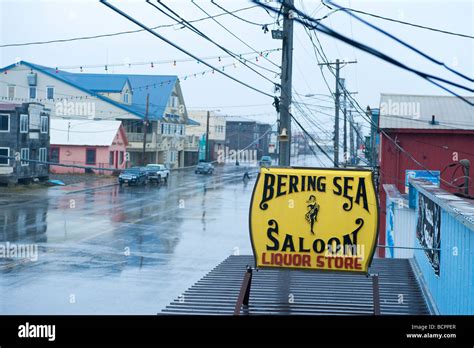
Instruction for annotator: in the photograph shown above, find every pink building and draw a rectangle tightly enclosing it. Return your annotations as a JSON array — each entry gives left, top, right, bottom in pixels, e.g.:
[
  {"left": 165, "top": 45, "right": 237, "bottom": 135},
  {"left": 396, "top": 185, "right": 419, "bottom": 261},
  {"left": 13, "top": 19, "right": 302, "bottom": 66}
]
[{"left": 50, "top": 119, "right": 128, "bottom": 174}]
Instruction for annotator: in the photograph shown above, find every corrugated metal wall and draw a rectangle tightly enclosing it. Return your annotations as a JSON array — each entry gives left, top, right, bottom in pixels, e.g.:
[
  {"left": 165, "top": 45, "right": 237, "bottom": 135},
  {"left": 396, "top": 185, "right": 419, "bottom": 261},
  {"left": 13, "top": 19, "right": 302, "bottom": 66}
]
[{"left": 413, "top": 186, "right": 474, "bottom": 315}]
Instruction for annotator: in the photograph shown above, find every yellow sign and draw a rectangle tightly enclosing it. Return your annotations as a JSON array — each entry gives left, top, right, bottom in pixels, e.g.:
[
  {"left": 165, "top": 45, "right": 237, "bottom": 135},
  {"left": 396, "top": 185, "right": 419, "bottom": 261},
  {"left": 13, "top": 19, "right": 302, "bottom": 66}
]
[{"left": 249, "top": 167, "right": 379, "bottom": 273}]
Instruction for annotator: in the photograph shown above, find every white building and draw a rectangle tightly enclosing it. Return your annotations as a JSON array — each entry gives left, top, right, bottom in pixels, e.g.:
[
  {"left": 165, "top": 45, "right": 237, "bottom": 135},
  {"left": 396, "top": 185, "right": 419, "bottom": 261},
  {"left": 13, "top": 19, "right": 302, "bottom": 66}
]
[{"left": 186, "top": 110, "right": 226, "bottom": 161}]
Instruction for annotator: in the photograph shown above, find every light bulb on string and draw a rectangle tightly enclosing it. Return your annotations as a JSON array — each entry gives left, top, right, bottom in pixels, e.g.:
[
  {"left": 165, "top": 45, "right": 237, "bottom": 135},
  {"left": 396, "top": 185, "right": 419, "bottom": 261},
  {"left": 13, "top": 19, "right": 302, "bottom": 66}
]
[
  {"left": 151, "top": 62, "right": 154, "bottom": 68},
  {"left": 173, "top": 60, "right": 176, "bottom": 67}
]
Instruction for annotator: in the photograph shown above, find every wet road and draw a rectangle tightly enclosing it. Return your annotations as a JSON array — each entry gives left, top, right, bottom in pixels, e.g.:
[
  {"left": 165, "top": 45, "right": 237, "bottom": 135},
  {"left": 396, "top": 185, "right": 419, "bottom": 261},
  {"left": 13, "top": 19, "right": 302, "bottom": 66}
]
[{"left": 0, "top": 155, "right": 325, "bottom": 314}]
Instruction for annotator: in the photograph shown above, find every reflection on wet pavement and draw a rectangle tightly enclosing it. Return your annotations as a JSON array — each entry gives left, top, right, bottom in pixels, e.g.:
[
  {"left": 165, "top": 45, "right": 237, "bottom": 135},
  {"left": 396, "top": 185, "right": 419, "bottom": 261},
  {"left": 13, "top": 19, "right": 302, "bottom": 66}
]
[{"left": 0, "top": 155, "right": 324, "bottom": 314}]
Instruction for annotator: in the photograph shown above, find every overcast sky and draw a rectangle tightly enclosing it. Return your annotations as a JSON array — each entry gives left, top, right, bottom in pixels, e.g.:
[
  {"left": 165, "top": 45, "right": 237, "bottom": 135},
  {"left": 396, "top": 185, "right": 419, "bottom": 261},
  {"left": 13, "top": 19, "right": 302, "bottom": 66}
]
[{"left": 1, "top": 0, "right": 472, "bottom": 136}]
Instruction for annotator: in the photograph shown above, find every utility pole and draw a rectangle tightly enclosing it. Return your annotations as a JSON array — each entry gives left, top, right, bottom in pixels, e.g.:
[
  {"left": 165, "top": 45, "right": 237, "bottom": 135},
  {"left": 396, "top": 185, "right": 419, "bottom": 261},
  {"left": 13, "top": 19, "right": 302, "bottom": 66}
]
[
  {"left": 142, "top": 93, "right": 149, "bottom": 166},
  {"left": 349, "top": 110, "right": 355, "bottom": 165},
  {"left": 318, "top": 60, "right": 357, "bottom": 167},
  {"left": 205, "top": 110, "right": 210, "bottom": 162},
  {"left": 341, "top": 78, "right": 347, "bottom": 165},
  {"left": 278, "top": 0, "right": 294, "bottom": 167},
  {"left": 334, "top": 60, "right": 341, "bottom": 167}
]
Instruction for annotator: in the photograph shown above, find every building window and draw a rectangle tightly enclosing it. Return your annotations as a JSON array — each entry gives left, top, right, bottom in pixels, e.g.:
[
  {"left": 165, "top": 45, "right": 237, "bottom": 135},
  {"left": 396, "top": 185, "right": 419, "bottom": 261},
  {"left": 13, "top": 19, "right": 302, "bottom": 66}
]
[
  {"left": 0, "top": 148, "right": 9, "bottom": 165},
  {"left": 50, "top": 147, "right": 59, "bottom": 163},
  {"left": 0, "top": 114, "right": 10, "bottom": 132},
  {"left": 46, "top": 86, "right": 54, "bottom": 100},
  {"left": 20, "top": 114, "right": 28, "bottom": 133},
  {"left": 29, "top": 87, "right": 37, "bottom": 99},
  {"left": 179, "top": 124, "right": 184, "bottom": 135},
  {"left": 170, "top": 96, "right": 178, "bottom": 108},
  {"left": 170, "top": 151, "right": 178, "bottom": 162},
  {"left": 124, "top": 92, "right": 129, "bottom": 104},
  {"left": 20, "top": 148, "right": 29, "bottom": 166},
  {"left": 39, "top": 148, "right": 47, "bottom": 163},
  {"left": 7, "top": 85, "right": 15, "bottom": 99},
  {"left": 40, "top": 116, "right": 48, "bottom": 133},
  {"left": 119, "top": 151, "right": 124, "bottom": 165},
  {"left": 109, "top": 151, "right": 114, "bottom": 165},
  {"left": 86, "top": 148, "right": 96, "bottom": 165}
]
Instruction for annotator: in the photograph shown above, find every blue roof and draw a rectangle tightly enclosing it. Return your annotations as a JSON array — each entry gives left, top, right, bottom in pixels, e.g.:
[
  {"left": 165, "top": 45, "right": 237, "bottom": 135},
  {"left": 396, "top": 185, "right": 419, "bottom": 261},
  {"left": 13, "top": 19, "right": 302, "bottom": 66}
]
[
  {"left": 62, "top": 73, "right": 130, "bottom": 92},
  {"left": 1, "top": 61, "right": 182, "bottom": 121},
  {"left": 187, "top": 118, "right": 200, "bottom": 126}
]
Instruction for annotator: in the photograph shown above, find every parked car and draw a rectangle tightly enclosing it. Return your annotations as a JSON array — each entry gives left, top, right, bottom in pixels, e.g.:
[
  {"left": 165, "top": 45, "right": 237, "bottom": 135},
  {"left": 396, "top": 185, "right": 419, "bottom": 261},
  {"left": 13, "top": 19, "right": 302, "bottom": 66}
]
[
  {"left": 195, "top": 162, "right": 214, "bottom": 174},
  {"left": 259, "top": 156, "right": 272, "bottom": 167},
  {"left": 118, "top": 167, "right": 148, "bottom": 186},
  {"left": 145, "top": 164, "right": 170, "bottom": 183}
]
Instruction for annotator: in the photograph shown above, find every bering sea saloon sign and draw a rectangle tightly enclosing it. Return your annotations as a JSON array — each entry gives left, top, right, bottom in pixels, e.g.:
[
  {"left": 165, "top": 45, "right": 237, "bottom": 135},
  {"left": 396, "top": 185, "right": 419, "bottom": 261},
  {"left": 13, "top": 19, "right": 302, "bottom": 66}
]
[{"left": 249, "top": 167, "right": 379, "bottom": 273}]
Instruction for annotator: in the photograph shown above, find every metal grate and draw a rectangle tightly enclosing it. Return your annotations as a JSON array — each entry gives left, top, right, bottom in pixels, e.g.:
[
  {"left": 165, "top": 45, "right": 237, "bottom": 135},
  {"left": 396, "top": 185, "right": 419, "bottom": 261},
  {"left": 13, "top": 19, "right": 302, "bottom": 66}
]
[{"left": 161, "top": 255, "right": 429, "bottom": 315}]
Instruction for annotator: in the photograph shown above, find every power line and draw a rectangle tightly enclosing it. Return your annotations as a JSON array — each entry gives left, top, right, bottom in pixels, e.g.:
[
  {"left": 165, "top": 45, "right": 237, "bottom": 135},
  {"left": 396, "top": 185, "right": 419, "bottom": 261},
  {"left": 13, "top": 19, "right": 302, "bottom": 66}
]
[
  {"left": 191, "top": 0, "right": 281, "bottom": 70},
  {"left": 290, "top": 112, "right": 335, "bottom": 166},
  {"left": 147, "top": 0, "right": 279, "bottom": 84},
  {"left": 100, "top": 2, "right": 275, "bottom": 99},
  {"left": 0, "top": 4, "right": 262, "bottom": 48},
  {"left": 322, "top": 1, "right": 474, "bottom": 40},
  {"left": 326, "top": 0, "right": 473, "bottom": 83},
  {"left": 254, "top": 1, "right": 474, "bottom": 105},
  {"left": 297, "top": 14, "right": 469, "bottom": 190},
  {"left": 211, "top": 0, "right": 272, "bottom": 28}
]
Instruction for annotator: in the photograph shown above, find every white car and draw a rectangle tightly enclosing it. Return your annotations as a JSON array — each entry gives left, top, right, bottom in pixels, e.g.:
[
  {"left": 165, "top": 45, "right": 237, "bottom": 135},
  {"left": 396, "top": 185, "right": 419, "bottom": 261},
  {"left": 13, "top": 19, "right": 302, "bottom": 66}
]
[{"left": 145, "top": 164, "right": 170, "bottom": 183}]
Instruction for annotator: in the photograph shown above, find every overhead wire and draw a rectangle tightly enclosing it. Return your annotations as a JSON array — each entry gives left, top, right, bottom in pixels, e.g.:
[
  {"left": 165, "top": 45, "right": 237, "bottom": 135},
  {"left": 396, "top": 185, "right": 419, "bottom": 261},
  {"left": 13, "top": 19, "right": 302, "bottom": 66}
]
[
  {"left": 147, "top": 0, "right": 279, "bottom": 85},
  {"left": 321, "top": 0, "right": 474, "bottom": 39},
  {"left": 253, "top": 0, "right": 474, "bottom": 105},
  {"left": 100, "top": 1, "right": 275, "bottom": 99},
  {"left": 191, "top": 0, "right": 281, "bottom": 70},
  {"left": 325, "top": 0, "right": 473, "bottom": 83},
  {"left": 0, "top": 4, "right": 263, "bottom": 48}
]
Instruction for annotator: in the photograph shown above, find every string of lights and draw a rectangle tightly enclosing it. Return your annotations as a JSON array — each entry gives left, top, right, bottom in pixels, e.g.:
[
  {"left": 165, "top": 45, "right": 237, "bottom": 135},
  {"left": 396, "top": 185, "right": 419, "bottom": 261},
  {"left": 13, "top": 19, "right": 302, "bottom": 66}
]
[
  {"left": 55, "top": 48, "right": 280, "bottom": 71},
  {"left": 1, "top": 51, "right": 274, "bottom": 104}
]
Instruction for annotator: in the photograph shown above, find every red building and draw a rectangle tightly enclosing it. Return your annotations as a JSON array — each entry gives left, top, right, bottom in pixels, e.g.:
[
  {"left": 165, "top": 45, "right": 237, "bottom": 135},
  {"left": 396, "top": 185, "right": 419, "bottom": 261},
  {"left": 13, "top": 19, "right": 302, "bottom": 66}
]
[{"left": 377, "top": 94, "right": 474, "bottom": 257}]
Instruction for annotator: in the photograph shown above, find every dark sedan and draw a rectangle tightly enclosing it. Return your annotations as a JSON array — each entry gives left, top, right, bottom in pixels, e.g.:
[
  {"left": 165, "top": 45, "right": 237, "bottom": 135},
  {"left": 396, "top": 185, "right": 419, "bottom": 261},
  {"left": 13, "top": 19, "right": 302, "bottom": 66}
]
[{"left": 118, "top": 167, "right": 148, "bottom": 186}]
